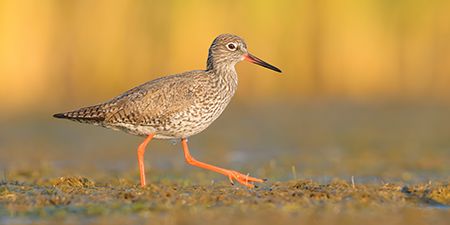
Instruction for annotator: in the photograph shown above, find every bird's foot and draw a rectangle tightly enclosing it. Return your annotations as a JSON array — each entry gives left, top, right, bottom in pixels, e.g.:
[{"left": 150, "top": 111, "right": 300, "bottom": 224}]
[{"left": 225, "top": 170, "right": 265, "bottom": 188}]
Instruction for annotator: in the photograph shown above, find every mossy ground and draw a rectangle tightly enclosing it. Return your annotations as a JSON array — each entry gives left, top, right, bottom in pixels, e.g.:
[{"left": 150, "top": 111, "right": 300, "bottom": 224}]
[{"left": 1, "top": 173, "right": 449, "bottom": 225}]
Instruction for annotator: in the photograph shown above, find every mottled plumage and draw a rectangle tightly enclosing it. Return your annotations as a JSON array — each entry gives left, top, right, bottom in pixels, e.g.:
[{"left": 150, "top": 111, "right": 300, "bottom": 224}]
[
  {"left": 54, "top": 34, "right": 281, "bottom": 187},
  {"left": 55, "top": 34, "right": 246, "bottom": 139}
]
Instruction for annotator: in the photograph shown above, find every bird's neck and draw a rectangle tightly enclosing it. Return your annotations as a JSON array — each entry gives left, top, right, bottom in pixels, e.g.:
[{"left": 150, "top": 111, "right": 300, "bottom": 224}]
[
  {"left": 208, "top": 63, "right": 237, "bottom": 80},
  {"left": 206, "top": 62, "right": 238, "bottom": 95}
]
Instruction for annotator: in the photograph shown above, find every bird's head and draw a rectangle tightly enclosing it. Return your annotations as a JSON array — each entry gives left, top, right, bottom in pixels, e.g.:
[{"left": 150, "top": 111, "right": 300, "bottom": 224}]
[{"left": 207, "top": 34, "right": 281, "bottom": 73}]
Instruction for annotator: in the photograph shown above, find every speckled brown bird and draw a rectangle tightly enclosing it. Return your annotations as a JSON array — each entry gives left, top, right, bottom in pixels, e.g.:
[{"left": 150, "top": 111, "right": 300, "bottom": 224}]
[{"left": 54, "top": 34, "right": 282, "bottom": 188}]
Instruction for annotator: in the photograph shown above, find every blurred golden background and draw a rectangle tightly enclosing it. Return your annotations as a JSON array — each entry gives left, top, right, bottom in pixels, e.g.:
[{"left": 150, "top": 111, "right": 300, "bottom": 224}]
[
  {"left": 0, "top": 3, "right": 449, "bottom": 223},
  {"left": 1, "top": 0, "right": 450, "bottom": 116},
  {"left": 0, "top": 0, "right": 449, "bottom": 184}
]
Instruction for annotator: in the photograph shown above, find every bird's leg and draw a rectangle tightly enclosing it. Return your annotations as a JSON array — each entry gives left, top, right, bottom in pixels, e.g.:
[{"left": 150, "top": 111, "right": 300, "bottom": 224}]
[
  {"left": 181, "top": 138, "right": 264, "bottom": 188},
  {"left": 137, "top": 134, "right": 154, "bottom": 187}
]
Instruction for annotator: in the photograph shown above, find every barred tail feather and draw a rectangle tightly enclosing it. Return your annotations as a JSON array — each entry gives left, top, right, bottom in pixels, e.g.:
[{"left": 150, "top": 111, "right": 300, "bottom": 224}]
[{"left": 53, "top": 104, "right": 106, "bottom": 124}]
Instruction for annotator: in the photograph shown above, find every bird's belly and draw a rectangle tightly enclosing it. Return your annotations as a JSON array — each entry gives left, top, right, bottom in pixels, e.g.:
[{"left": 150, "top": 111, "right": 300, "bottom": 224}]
[
  {"left": 104, "top": 98, "right": 232, "bottom": 139},
  {"left": 105, "top": 123, "right": 157, "bottom": 137},
  {"left": 156, "top": 100, "right": 231, "bottom": 139},
  {"left": 162, "top": 111, "right": 222, "bottom": 137},
  {"left": 103, "top": 111, "right": 222, "bottom": 140}
]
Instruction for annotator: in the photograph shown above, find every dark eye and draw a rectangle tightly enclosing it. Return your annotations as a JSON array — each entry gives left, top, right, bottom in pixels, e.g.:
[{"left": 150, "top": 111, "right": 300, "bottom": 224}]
[{"left": 226, "top": 43, "right": 237, "bottom": 51}]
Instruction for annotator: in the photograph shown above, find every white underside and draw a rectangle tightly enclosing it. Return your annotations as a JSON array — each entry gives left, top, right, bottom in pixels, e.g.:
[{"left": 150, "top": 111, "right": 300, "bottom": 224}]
[{"left": 104, "top": 123, "right": 185, "bottom": 139}]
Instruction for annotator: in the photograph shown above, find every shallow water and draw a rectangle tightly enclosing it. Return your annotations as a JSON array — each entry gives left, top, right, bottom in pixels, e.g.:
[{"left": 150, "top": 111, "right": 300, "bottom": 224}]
[{"left": 1, "top": 102, "right": 449, "bottom": 180}]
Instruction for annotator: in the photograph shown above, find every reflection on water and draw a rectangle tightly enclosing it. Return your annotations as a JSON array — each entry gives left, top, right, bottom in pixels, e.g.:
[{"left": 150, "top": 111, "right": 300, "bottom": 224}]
[{"left": 0, "top": 101, "right": 449, "bottom": 183}]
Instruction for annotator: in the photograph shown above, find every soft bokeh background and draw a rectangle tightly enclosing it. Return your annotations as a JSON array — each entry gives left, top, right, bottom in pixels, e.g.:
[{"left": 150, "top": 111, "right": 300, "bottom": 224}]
[{"left": 0, "top": 0, "right": 449, "bottom": 183}]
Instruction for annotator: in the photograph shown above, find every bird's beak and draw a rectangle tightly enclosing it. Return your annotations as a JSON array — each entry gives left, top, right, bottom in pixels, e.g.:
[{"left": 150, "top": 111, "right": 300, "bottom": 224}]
[{"left": 244, "top": 53, "right": 282, "bottom": 73}]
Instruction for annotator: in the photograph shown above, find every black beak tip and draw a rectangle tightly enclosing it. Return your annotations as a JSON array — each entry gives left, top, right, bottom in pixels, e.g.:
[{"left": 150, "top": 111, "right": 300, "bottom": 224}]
[
  {"left": 264, "top": 65, "right": 282, "bottom": 74},
  {"left": 245, "top": 53, "right": 282, "bottom": 74},
  {"left": 267, "top": 65, "right": 282, "bottom": 73}
]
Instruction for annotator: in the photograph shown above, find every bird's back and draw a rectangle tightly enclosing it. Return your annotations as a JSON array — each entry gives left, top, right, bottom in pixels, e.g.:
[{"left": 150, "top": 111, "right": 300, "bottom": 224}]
[{"left": 54, "top": 69, "right": 236, "bottom": 139}]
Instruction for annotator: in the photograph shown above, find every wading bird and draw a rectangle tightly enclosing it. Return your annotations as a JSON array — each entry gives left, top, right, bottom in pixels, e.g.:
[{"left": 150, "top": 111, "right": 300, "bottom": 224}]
[{"left": 54, "top": 34, "right": 282, "bottom": 187}]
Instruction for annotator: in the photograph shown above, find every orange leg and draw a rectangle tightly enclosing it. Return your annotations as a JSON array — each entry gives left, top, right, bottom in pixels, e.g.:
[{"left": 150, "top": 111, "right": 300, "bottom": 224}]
[
  {"left": 137, "top": 134, "right": 154, "bottom": 187},
  {"left": 181, "top": 138, "right": 265, "bottom": 188}
]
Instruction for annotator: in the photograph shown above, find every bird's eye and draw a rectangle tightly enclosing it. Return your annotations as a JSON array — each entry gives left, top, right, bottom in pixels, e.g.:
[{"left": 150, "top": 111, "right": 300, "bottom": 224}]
[{"left": 226, "top": 43, "right": 237, "bottom": 51}]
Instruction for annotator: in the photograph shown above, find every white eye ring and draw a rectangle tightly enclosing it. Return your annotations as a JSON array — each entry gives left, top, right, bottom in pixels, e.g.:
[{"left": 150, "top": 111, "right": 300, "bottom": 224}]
[{"left": 226, "top": 42, "right": 237, "bottom": 51}]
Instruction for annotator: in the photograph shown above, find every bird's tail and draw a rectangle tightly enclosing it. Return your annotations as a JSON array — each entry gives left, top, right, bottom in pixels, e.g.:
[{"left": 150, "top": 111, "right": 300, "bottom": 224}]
[{"left": 53, "top": 104, "right": 106, "bottom": 124}]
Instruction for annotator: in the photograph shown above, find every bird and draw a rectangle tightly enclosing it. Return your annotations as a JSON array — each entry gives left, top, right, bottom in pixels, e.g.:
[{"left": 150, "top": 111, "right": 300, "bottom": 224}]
[{"left": 53, "top": 34, "right": 282, "bottom": 188}]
